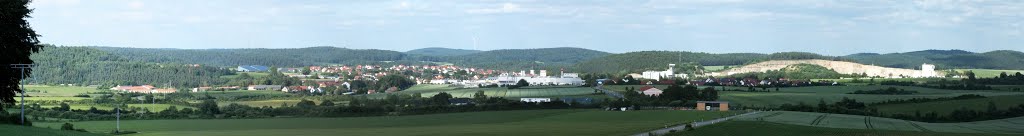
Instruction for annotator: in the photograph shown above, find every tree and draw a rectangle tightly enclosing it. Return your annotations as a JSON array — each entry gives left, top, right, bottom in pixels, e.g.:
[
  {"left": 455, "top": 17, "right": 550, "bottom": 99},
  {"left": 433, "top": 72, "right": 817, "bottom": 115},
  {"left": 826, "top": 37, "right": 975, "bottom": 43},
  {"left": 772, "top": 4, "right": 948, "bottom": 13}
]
[
  {"left": 58, "top": 102, "right": 70, "bottom": 111},
  {"left": 198, "top": 99, "right": 220, "bottom": 115},
  {"left": 681, "top": 85, "right": 699, "bottom": 101},
  {"left": 516, "top": 79, "right": 530, "bottom": 87},
  {"left": 301, "top": 67, "right": 311, "bottom": 75},
  {"left": 472, "top": 91, "right": 487, "bottom": 103},
  {"left": 61, "top": 123, "right": 75, "bottom": 130},
  {"left": 999, "top": 72, "right": 1008, "bottom": 79},
  {"left": 966, "top": 70, "right": 977, "bottom": 81},
  {"left": 431, "top": 92, "right": 452, "bottom": 105},
  {"left": 1, "top": 0, "right": 43, "bottom": 105},
  {"left": 295, "top": 99, "right": 316, "bottom": 108},
  {"left": 320, "top": 100, "right": 334, "bottom": 107}
]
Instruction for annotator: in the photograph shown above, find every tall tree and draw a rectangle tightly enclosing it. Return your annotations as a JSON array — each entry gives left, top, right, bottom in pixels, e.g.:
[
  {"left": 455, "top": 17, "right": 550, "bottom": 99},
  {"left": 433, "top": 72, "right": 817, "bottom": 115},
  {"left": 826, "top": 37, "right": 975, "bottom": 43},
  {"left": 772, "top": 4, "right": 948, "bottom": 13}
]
[{"left": 1, "top": 0, "right": 42, "bottom": 105}]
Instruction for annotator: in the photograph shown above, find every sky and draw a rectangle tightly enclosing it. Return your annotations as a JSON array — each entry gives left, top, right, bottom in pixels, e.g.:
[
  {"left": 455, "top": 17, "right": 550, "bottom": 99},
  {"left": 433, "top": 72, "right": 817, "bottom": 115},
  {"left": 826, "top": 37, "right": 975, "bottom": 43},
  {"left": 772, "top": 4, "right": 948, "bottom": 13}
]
[{"left": 27, "top": 0, "right": 1024, "bottom": 55}]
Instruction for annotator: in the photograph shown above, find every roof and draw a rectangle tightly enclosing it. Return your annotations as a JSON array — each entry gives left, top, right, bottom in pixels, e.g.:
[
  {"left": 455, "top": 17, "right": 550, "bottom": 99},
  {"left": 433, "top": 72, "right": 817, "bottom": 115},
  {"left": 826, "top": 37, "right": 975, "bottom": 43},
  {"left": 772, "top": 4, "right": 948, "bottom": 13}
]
[
  {"left": 696, "top": 101, "right": 730, "bottom": 103},
  {"left": 639, "top": 86, "right": 657, "bottom": 91},
  {"left": 238, "top": 65, "right": 270, "bottom": 71}
]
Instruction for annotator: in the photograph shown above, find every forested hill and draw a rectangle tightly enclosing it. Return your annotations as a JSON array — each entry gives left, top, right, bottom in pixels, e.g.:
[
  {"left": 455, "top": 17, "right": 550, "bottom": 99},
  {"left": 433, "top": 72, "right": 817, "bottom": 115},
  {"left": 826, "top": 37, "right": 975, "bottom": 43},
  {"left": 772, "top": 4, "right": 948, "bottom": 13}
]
[
  {"left": 571, "top": 51, "right": 766, "bottom": 74},
  {"left": 443, "top": 47, "right": 611, "bottom": 70},
  {"left": 405, "top": 47, "right": 481, "bottom": 56},
  {"left": 61, "top": 46, "right": 610, "bottom": 70},
  {"left": 94, "top": 46, "right": 415, "bottom": 67},
  {"left": 29, "top": 45, "right": 231, "bottom": 87},
  {"left": 843, "top": 50, "right": 1024, "bottom": 70}
]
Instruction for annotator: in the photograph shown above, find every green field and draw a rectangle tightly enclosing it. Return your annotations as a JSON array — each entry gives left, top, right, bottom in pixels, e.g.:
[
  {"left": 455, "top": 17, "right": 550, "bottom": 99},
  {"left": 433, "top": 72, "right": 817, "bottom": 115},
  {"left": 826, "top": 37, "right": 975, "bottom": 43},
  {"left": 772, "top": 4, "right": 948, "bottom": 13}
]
[
  {"left": 733, "top": 111, "right": 1024, "bottom": 134},
  {"left": 368, "top": 85, "right": 604, "bottom": 99},
  {"left": 875, "top": 95, "right": 1024, "bottom": 116},
  {"left": 24, "top": 85, "right": 107, "bottom": 97},
  {"left": 670, "top": 121, "right": 1013, "bottom": 136},
  {"left": 36, "top": 109, "right": 736, "bottom": 136},
  {"left": 604, "top": 85, "right": 1024, "bottom": 108},
  {"left": 221, "top": 100, "right": 346, "bottom": 107},
  {"left": 24, "top": 96, "right": 90, "bottom": 101},
  {"left": 957, "top": 69, "right": 1024, "bottom": 78},
  {"left": 2, "top": 124, "right": 107, "bottom": 136}
]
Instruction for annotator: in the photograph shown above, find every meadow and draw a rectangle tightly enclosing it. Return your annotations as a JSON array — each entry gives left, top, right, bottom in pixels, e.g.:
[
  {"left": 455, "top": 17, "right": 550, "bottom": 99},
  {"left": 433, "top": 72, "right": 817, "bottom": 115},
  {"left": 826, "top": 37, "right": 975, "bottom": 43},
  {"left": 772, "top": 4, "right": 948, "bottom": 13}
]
[
  {"left": 957, "top": 69, "right": 1024, "bottom": 78},
  {"left": 1, "top": 124, "right": 107, "bottom": 136},
  {"left": 366, "top": 84, "right": 605, "bottom": 99},
  {"left": 733, "top": 111, "right": 1024, "bottom": 134},
  {"left": 36, "top": 109, "right": 737, "bottom": 136},
  {"left": 670, "top": 121, "right": 1014, "bottom": 136},
  {"left": 874, "top": 95, "right": 1024, "bottom": 116},
  {"left": 603, "top": 85, "right": 1024, "bottom": 108}
]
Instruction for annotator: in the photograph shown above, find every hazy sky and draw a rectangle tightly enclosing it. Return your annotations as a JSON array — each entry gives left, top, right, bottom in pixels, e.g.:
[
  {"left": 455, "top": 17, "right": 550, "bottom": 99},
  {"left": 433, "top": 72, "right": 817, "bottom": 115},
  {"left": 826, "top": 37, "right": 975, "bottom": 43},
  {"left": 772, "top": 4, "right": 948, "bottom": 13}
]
[{"left": 28, "top": 0, "right": 1024, "bottom": 55}]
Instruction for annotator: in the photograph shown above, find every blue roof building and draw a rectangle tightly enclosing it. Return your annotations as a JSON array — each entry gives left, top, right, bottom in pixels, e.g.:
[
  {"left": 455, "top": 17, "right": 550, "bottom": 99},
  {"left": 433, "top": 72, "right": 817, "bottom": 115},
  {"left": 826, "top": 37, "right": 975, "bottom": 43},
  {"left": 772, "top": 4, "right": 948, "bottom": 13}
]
[{"left": 237, "top": 65, "right": 270, "bottom": 72}]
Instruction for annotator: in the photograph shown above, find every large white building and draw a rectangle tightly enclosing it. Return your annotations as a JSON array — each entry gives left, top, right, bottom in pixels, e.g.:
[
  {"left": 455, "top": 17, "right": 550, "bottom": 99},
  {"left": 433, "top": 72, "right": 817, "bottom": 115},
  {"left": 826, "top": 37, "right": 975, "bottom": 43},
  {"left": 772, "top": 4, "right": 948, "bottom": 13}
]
[{"left": 641, "top": 64, "right": 685, "bottom": 81}]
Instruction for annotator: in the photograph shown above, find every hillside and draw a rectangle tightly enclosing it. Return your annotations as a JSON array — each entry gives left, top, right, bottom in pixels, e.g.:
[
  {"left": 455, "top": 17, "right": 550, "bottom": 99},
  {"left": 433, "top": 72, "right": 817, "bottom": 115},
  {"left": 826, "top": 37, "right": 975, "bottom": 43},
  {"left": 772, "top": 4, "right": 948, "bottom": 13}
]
[
  {"left": 844, "top": 50, "right": 1024, "bottom": 70},
  {"left": 444, "top": 47, "right": 611, "bottom": 70},
  {"left": 405, "top": 47, "right": 481, "bottom": 56},
  {"left": 29, "top": 45, "right": 232, "bottom": 87},
  {"left": 572, "top": 51, "right": 766, "bottom": 74},
  {"left": 94, "top": 46, "right": 414, "bottom": 67}
]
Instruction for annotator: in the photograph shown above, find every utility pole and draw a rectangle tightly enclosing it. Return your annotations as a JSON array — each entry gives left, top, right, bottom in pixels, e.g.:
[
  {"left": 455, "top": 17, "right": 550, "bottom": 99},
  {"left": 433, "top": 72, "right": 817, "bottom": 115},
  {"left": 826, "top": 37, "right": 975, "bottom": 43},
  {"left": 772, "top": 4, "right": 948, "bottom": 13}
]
[{"left": 11, "top": 64, "right": 33, "bottom": 126}]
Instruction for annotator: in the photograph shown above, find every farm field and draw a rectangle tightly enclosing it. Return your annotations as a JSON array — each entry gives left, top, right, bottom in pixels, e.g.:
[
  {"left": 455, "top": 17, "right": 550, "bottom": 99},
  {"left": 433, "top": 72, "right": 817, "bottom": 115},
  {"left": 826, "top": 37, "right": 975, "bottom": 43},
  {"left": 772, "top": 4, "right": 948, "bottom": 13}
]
[
  {"left": 957, "top": 69, "right": 1024, "bottom": 78},
  {"left": 221, "top": 99, "right": 345, "bottom": 107},
  {"left": 367, "top": 85, "right": 604, "bottom": 99},
  {"left": 36, "top": 109, "right": 737, "bottom": 136},
  {"left": 1, "top": 124, "right": 107, "bottom": 136},
  {"left": 734, "top": 111, "right": 1024, "bottom": 134},
  {"left": 23, "top": 85, "right": 106, "bottom": 97},
  {"left": 670, "top": 121, "right": 1013, "bottom": 136},
  {"left": 875, "top": 95, "right": 1024, "bottom": 116},
  {"left": 604, "top": 85, "right": 1024, "bottom": 107}
]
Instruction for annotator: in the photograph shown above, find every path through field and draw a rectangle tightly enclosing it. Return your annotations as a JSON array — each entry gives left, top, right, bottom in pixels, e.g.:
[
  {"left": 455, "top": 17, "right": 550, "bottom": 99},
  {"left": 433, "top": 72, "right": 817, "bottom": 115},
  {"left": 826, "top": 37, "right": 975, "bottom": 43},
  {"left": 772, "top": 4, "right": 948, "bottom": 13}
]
[{"left": 632, "top": 111, "right": 761, "bottom": 136}]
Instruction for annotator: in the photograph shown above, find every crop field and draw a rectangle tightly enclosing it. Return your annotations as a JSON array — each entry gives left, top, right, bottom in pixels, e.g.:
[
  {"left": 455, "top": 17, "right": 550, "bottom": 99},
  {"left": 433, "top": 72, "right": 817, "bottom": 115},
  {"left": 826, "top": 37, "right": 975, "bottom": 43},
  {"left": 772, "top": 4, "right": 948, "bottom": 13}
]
[
  {"left": 603, "top": 85, "right": 1024, "bottom": 107},
  {"left": 367, "top": 85, "right": 604, "bottom": 99},
  {"left": 874, "top": 95, "right": 1024, "bottom": 116},
  {"left": 734, "top": 111, "right": 1024, "bottom": 134},
  {"left": 36, "top": 109, "right": 737, "bottom": 136},
  {"left": 957, "top": 69, "right": 1024, "bottom": 78},
  {"left": 24, "top": 96, "right": 90, "bottom": 101},
  {"left": 23, "top": 85, "right": 106, "bottom": 97},
  {"left": 670, "top": 121, "right": 1013, "bottom": 136}
]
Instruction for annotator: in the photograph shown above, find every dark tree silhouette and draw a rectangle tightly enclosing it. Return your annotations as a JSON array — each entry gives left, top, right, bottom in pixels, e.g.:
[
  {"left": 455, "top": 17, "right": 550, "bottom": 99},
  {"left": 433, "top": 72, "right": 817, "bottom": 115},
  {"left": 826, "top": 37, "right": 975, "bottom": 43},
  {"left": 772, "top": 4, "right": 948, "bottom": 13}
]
[{"left": 1, "top": 0, "right": 42, "bottom": 105}]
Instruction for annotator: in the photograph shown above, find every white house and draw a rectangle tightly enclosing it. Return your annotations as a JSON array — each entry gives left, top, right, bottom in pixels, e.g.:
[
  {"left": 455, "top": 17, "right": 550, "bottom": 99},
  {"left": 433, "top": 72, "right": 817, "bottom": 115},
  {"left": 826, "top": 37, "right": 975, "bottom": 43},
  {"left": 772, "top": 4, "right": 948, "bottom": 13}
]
[{"left": 520, "top": 98, "right": 551, "bottom": 102}]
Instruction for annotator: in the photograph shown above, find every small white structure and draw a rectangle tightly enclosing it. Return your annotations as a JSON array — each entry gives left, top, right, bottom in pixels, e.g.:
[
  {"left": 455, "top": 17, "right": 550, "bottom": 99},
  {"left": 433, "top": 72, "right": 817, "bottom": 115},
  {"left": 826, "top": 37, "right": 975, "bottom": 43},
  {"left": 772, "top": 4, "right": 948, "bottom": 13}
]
[{"left": 520, "top": 98, "right": 551, "bottom": 103}]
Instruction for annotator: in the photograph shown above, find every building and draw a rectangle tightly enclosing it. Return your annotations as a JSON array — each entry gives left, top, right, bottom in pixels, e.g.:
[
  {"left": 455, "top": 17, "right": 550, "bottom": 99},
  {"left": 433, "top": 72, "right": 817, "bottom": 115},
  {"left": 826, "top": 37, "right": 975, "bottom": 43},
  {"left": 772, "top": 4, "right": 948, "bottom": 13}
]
[
  {"left": 110, "top": 85, "right": 177, "bottom": 93},
  {"left": 641, "top": 64, "right": 677, "bottom": 81},
  {"left": 248, "top": 85, "right": 283, "bottom": 90},
  {"left": 486, "top": 72, "right": 585, "bottom": 86},
  {"left": 237, "top": 65, "right": 270, "bottom": 72},
  {"left": 696, "top": 101, "right": 729, "bottom": 111},
  {"left": 638, "top": 86, "right": 663, "bottom": 96},
  {"left": 520, "top": 98, "right": 551, "bottom": 103}
]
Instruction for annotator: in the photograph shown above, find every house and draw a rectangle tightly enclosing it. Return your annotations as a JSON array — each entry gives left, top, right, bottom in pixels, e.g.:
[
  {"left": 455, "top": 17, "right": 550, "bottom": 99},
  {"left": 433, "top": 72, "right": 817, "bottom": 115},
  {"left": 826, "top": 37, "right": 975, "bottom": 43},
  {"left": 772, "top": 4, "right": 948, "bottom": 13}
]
[
  {"left": 110, "top": 85, "right": 156, "bottom": 93},
  {"left": 237, "top": 65, "right": 270, "bottom": 72},
  {"left": 248, "top": 85, "right": 283, "bottom": 90},
  {"left": 448, "top": 98, "right": 472, "bottom": 105},
  {"left": 638, "top": 86, "right": 663, "bottom": 96},
  {"left": 281, "top": 86, "right": 308, "bottom": 92},
  {"left": 520, "top": 98, "right": 551, "bottom": 103}
]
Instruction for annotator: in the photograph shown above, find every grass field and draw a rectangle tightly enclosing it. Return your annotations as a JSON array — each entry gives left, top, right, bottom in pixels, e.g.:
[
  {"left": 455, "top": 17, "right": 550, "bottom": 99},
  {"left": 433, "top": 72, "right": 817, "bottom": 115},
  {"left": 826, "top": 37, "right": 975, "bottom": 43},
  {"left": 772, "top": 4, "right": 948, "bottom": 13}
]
[
  {"left": 367, "top": 85, "right": 605, "bottom": 100},
  {"left": 221, "top": 100, "right": 347, "bottom": 107},
  {"left": 875, "top": 95, "right": 1024, "bottom": 116},
  {"left": 24, "top": 96, "right": 90, "bottom": 101},
  {"left": 734, "top": 111, "right": 1024, "bottom": 134},
  {"left": 36, "top": 109, "right": 736, "bottom": 136},
  {"left": 957, "top": 69, "right": 1024, "bottom": 78},
  {"left": 202, "top": 90, "right": 294, "bottom": 99},
  {"left": 24, "top": 85, "right": 106, "bottom": 97},
  {"left": 604, "top": 85, "right": 1024, "bottom": 107},
  {"left": 669, "top": 121, "right": 1013, "bottom": 136},
  {"left": 2, "top": 124, "right": 107, "bottom": 136}
]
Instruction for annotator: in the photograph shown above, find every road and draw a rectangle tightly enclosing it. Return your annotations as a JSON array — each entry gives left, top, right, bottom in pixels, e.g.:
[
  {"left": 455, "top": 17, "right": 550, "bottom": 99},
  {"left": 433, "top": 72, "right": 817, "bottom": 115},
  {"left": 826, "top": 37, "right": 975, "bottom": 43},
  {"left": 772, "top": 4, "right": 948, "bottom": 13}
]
[
  {"left": 631, "top": 111, "right": 761, "bottom": 136},
  {"left": 594, "top": 85, "right": 624, "bottom": 99}
]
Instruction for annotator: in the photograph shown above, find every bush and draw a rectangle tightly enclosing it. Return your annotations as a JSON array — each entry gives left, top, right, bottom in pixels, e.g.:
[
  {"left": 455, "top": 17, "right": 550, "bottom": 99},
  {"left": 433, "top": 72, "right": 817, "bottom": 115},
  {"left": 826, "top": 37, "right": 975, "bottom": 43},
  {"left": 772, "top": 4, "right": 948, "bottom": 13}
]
[{"left": 684, "top": 123, "right": 695, "bottom": 131}]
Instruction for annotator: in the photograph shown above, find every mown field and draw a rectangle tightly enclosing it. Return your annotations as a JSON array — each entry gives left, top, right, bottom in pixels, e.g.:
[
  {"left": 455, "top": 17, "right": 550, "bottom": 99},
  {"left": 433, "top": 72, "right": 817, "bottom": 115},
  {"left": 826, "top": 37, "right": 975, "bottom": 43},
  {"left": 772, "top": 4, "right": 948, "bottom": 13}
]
[
  {"left": 733, "top": 111, "right": 1024, "bottom": 134},
  {"left": 669, "top": 121, "right": 1014, "bottom": 136},
  {"left": 875, "top": 95, "right": 1024, "bottom": 116},
  {"left": 24, "top": 85, "right": 106, "bottom": 97},
  {"left": 367, "top": 84, "right": 605, "bottom": 99},
  {"left": 36, "top": 109, "right": 737, "bottom": 136},
  {"left": 604, "top": 85, "right": 1024, "bottom": 108},
  {"left": 2, "top": 124, "right": 107, "bottom": 136}
]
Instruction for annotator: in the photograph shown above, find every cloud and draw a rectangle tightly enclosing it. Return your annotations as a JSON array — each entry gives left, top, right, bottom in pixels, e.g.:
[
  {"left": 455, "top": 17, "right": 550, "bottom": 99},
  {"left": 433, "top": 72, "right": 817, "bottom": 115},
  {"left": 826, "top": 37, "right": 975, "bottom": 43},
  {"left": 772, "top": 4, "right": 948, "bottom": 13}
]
[
  {"left": 128, "top": 0, "right": 144, "bottom": 9},
  {"left": 466, "top": 3, "right": 526, "bottom": 14}
]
